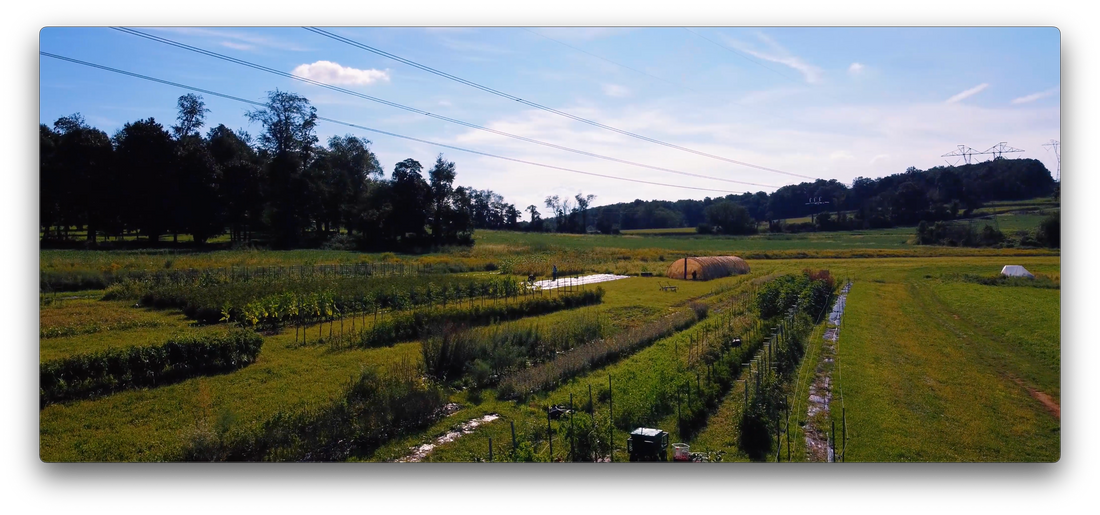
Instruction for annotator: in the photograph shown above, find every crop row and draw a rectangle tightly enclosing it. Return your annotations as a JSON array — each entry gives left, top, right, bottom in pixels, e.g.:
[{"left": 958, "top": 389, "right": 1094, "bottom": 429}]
[
  {"left": 105, "top": 274, "right": 527, "bottom": 325},
  {"left": 40, "top": 318, "right": 165, "bottom": 339},
  {"left": 41, "top": 261, "right": 467, "bottom": 293},
  {"left": 756, "top": 269, "right": 835, "bottom": 319},
  {"left": 183, "top": 362, "right": 447, "bottom": 462},
  {"left": 497, "top": 302, "right": 708, "bottom": 400},
  {"left": 420, "top": 310, "right": 609, "bottom": 389},
  {"left": 40, "top": 330, "right": 263, "bottom": 407},
  {"left": 738, "top": 272, "right": 836, "bottom": 460},
  {"left": 598, "top": 289, "right": 768, "bottom": 435},
  {"left": 321, "top": 288, "right": 606, "bottom": 350}
]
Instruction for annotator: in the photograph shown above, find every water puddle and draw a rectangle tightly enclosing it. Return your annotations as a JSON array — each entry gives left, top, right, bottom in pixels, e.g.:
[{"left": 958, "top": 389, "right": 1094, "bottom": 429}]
[
  {"left": 805, "top": 281, "right": 851, "bottom": 462},
  {"left": 397, "top": 414, "right": 500, "bottom": 463}
]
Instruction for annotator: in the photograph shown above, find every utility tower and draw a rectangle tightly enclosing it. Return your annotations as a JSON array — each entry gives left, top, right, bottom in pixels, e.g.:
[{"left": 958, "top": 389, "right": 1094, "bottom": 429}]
[
  {"left": 981, "top": 142, "right": 1024, "bottom": 160},
  {"left": 805, "top": 197, "right": 829, "bottom": 225},
  {"left": 1042, "top": 139, "right": 1060, "bottom": 181},
  {"left": 941, "top": 145, "right": 980, "bottom": 166}
]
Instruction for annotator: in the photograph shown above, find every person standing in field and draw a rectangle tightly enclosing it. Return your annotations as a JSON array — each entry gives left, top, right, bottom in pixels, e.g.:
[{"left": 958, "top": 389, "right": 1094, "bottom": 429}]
[
  {"left": 553, "top": 264, "right": 558, "bottom": 282},
  {"left": 692, "top": 270, "right": 697, "bottom": 281}
]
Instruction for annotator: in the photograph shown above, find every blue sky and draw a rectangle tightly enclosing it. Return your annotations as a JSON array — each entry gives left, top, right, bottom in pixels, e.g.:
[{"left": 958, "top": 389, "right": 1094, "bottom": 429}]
[{"left": 40, "top": 27, "right": 1060, "bottom": 212}]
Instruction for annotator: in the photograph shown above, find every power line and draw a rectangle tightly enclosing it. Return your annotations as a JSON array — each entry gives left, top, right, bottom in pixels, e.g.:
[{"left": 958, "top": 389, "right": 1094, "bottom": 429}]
[
  {"left": 40, "top": 51, "right": 745, "bottom": 195},
  {"left": 303, "top": 26, "right": 817, "bottom": 181},
  {"left": 683, "top": 28, "right": 804, "bottom": 85},
  {"left": 111, "top": 27, "right": 783, "bottom": 189},
  {"left": 522, "top": 27, "right": 805, "bottom": 128},
  {"left": 521, "top": 28, "right": 698, "bottom": 94}
]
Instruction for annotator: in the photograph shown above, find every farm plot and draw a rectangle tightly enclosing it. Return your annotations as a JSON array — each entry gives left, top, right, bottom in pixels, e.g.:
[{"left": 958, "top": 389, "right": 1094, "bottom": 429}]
[
  {"left": 39, "top": 245, "right": 1060, "bottom": 462},
  {"left": 381, "top": 275, "right": 773, "bottom": 462},
  {"left": 38, "top": 275, "right": 698, "bottom": 461}
]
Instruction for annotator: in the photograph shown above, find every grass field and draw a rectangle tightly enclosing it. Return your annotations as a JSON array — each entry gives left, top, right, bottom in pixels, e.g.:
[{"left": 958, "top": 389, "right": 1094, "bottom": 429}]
[
  {"left": 833, "top": 259, "right": 1060, "bottom": 462},
  {"left": 40, "top": 208, "right": 1057, "bottom": 282}
]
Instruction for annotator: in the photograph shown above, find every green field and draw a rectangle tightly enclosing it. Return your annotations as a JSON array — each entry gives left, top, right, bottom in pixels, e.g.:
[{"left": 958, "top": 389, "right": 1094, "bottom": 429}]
[
  {"left": 832, "top": 259, "right": 1060, "bottom": 462},
  {"left": 39, "top": 223, "right": 1060, "bottom": 462}
]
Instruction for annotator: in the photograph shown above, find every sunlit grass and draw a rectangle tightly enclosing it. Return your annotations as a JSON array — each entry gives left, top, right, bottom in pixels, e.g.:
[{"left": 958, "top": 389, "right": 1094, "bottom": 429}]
[{"left": 835, "top": 275, "right": 1059, "bottom": 462}]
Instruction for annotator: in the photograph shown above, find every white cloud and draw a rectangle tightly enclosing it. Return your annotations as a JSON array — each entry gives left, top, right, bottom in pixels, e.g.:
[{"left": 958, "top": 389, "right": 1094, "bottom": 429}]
[
  {"left": 291, "top": 61, "right": 390, "bottom": 86},
  {"left": 1011, "top": 86, "right": 1060, "bottom": 104},
  {"left": 946, "top": 83, "right": 989, "bottom": 103},
  {"left": 720, "top": 32, "right": 823, "bottom": 84},
  {"left": 848, "top": 62, "right": 865, "bottom": 75},
  {"left": 602, "top": 84, "right": 630, "bottom": 98}
]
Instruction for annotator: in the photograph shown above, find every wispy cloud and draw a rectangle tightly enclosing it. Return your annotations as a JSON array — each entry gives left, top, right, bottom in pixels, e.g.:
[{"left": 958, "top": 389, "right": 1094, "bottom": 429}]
[
  {"left": 848, "top": 62, "right": 865, "bottom": 75},
  {"left": 1011, "top": 86, "right": 1060, "bottom": 104},
  {"left": 218, "top": 41, "right": 254, "bottom": 51},
  {"left": 146, "top": 27, "right": 309, "bottom": 52},
  {"left": 292, "top": 61, "right": 390, "bottom": 85},
  {"left": 946, "top": 83, "right": 989, "bottom": 103},
  {"left": 601, "top": 84, "right": 630, "bottom": 98},
  {"left": 719, "top": 32, "right": 823, "bottom": 84}
]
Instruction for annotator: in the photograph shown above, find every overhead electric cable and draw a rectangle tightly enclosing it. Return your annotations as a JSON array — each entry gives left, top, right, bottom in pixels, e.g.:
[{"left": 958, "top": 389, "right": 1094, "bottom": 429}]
[
  {"left": 40, "top": 51, "right": 744, "bottom": 195},
  {"left": 683, "top": 28, "right": 805, "bottom": 85},
  {"left": 521, "top": 28, "right": 699, "bottom": 94},
  {"left": 523, "top": 27, "right": 805, "bottom": 128},
  {"left": 303, "top": 26, "right": 817, "bottom": 181},
  {"left": 111, "top": 26, "right": 782, "bottom": 189}
]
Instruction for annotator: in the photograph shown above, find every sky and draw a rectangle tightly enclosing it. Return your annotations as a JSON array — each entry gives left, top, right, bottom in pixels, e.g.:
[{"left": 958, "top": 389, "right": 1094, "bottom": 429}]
[{"left": 39, "top": 26, "right": 1061, "bottom": 214}]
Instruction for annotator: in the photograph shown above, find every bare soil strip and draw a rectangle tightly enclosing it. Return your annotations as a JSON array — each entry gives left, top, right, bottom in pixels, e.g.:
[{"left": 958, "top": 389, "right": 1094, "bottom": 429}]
[
  {"left": 1007, "top": 375, "right": 1061, "bottom": 420},
  {"left": 805, "top": 282, "right": 852, "bottom": 462}
]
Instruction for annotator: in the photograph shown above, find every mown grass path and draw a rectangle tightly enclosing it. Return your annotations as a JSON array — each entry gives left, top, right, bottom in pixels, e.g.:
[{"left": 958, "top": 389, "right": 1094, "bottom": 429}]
[{"left": 836, "top": 276, "right": 1059, "bottom": 462}]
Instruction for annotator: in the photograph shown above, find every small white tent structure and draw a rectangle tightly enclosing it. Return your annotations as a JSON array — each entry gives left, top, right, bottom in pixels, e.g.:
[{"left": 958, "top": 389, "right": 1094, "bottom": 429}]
[{"left": 1001, "top": 265, "right": 1034, "bottom": 278}]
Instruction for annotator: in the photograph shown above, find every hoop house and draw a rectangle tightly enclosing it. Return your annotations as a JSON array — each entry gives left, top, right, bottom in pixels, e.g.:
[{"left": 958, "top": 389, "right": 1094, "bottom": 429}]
[{"left": 665, "top": 256, "right": 750, "bottom": 281}]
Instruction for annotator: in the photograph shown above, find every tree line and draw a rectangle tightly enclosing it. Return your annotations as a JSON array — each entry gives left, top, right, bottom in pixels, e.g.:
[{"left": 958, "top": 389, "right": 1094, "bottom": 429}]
[
  {"left": 585, "top": 158, "right": 1057, "bottom": 234},
  {"left": 40, "top": 91, "right": 522, "bottom": 249}
]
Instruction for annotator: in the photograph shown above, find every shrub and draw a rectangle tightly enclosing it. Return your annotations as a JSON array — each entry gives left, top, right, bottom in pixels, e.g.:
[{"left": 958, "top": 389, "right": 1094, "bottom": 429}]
[{"left": 1036, "top": 211, "right": 1060, "bottom": 248}]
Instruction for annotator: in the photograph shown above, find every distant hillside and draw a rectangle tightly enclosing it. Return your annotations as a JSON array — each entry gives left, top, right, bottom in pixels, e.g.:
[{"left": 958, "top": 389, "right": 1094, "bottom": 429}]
[{"left": 582, "top": 158, "right": 1056, "bottom": 233}]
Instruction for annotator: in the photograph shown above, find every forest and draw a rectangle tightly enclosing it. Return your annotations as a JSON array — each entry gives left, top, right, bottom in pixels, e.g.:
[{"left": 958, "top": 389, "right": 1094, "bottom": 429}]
[{"left": 39, "top": 91, "right": 522, "bottom": 250}]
